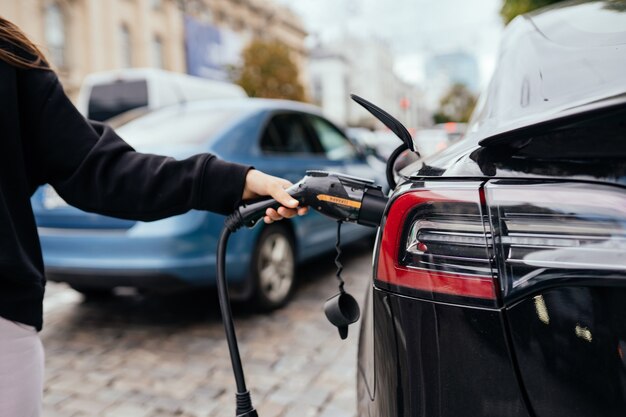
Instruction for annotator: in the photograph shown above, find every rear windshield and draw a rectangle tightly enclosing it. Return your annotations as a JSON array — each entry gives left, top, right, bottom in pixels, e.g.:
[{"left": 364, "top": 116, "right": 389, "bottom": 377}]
[
  {"left": 88, "top": 80, "right": 149, "bottom": 121},
  {"left": 117, "top": 108, "right": 244, "bottom": 149}
]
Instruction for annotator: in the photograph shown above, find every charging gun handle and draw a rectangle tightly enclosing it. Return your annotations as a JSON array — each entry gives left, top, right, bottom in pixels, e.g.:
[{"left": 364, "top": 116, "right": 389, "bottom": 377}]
[
  {"left": 236, "top": 198, "right": 283, "bottom": 228},
  {"left": 233, "top": 184, "right": 303, "bottom": 229}
]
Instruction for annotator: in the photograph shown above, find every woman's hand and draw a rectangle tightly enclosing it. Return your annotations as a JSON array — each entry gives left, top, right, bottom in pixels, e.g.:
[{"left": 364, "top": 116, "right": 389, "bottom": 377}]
[{"left": 242, "top": 170, "right": 308, "bottom": 224}]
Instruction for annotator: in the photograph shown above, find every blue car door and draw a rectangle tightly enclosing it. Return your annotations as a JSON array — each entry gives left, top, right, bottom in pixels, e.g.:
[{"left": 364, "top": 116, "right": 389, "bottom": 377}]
[{"left": 252, "top": 112, "right": 342, "bottom": 258}]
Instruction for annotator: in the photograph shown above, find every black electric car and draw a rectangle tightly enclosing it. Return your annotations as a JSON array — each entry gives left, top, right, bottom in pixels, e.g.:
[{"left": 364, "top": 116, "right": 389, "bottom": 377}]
[{"left": 357, "top": 2, "right": 626, "bottom": 416}]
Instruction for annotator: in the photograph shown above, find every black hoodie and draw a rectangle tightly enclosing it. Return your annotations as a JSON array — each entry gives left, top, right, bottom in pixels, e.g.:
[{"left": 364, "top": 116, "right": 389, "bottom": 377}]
[{"left": 0, "top": 61, "right": 251, "bottom": 330}]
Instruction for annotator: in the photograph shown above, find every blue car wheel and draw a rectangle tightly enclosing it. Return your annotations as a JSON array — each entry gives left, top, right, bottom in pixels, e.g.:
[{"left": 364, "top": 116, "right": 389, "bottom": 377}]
[{"left": 250, "top": 223, "right": 296, "bottom": 310}]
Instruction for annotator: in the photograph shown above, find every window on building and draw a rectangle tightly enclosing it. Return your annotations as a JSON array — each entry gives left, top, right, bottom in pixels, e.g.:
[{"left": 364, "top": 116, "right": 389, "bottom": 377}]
[
  {"left": 119, "top": 24, "right": 132, "bottom": 68},
  {"left": 151, "top": 35, "right": 164, "bottom": 68},
  {"left": 44, "top": 3, "right": 67, "bottom": 68},
  {"left": 312, "top": 77, "right": 322, "bottom": 106},
  {"left": 217, "top": 11, "right": 227, "bottom": 25}
]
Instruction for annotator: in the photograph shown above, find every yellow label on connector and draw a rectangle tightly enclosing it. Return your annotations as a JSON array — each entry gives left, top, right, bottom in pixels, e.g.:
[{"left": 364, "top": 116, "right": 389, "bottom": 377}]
[{"left": 317, "top": 194, "right": 362, "bottom": 209}]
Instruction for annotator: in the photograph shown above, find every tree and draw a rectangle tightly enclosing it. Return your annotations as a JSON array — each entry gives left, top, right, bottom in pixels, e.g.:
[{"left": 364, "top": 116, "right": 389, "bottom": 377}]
[
  {"left": 433, "top": 83, "right": 477, "bottom": 124},
  {"left": 235, "top": 39, "right": 306, "bottom": 102},
  {"left": 500, "top": 0, "right": 567, "bottom": 24}
]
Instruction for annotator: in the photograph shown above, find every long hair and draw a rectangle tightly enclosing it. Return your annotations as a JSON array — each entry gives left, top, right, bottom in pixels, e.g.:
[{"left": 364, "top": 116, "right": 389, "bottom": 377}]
[{"left": 0, "top": 16, "right": 48, "bottom": 69}]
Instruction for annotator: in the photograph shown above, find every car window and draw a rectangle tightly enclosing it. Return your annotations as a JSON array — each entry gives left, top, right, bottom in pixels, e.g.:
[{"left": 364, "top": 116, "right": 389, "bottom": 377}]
[
  {"left": 308, "top": 116, "right": 357, "bottom": 160},
  {"left": 260, "top": 113, "right": 321, "bottom": 155},
  {"left": 88, "top": 80, "right": 148, "bottom": 122}
]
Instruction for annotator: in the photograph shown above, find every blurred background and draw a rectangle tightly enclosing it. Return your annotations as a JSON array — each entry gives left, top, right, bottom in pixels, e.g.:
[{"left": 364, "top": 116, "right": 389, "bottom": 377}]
[
  {"left": 0, "top": 0, "right": 567, "bottom": 131},
  {"left": 1, "top": 0, "right": 509, "bottom": 131}
]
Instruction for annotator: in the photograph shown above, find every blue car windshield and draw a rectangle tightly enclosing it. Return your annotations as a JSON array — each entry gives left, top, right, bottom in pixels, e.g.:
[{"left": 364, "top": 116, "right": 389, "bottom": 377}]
[{"left": 117, "top": 108, "right": 244, "bottom": 150}]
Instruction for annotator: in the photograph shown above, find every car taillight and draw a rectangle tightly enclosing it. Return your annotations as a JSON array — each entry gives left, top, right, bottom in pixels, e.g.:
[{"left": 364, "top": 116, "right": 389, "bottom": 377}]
[
  {"left": 376, "top": 182, "right": 498, "bottom": 307},
  {"left": 485, "top": 181, "right": 626, "bottom": 302}
]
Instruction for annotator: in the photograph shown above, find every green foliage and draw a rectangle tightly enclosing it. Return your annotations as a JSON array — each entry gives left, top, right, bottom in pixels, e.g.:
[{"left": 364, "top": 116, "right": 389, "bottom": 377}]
[
  {"left": 236, "top": 39, "right": 306, "bottom": 102},
  {"left": 433, "top": 83, "right": 477, "bottom": 124},
  {"left": 500, "top": 0, "right": 567, "bottom": 24}
]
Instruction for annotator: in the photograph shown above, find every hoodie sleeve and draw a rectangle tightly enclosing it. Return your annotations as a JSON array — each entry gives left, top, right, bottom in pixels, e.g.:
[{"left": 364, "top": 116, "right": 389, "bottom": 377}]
[{"left": 20, "top": 68, "right": 251, "bottom": 219}]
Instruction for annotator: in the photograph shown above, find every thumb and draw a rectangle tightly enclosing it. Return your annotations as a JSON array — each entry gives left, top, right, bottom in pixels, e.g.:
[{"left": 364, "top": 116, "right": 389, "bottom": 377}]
[{"left": 270, "top": 182, "right": 299, "bottom": 208}]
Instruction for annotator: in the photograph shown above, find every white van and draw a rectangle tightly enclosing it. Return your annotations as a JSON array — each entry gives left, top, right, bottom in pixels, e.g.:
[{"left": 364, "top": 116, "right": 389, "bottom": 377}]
[{"left": 76, "top": 68, "right": 247, "bottom": 122}]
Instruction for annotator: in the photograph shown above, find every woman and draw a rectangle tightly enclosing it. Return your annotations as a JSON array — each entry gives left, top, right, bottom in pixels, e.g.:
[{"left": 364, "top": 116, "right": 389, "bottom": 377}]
[{"left": 0, "top": 17, "right": 306, "bottom": 416}]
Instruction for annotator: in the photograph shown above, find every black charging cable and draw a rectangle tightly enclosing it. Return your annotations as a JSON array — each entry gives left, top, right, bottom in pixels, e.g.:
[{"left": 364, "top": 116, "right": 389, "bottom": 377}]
[
  {"left": 334, "top": 220, "right": 345, "bottom": 293},
  {"left": 216, "top": 215, "right": 258, "bottom": 417}
]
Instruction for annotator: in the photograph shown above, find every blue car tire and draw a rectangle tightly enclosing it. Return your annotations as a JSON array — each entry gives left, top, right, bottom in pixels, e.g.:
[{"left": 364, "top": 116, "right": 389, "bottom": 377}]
[{"left": 250, "top": 223, "right": 296, "bottom": 310}]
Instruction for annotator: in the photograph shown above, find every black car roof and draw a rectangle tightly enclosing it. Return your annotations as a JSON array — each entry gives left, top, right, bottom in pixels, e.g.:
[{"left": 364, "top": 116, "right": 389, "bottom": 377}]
[{"left": 470, "top": 0, "right": 626, "bottom": 147}]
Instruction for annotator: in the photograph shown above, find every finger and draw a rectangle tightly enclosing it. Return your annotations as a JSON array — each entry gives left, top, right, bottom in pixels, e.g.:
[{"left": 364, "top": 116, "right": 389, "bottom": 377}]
[
  {"left": 271, "top": 183, "right": 299, "bottom": 208},
  {"left": 277, "top": 178, "right": 293, "bottom": 188},
  {"left": 263, "top": 216, "right": 274, "bottom": 224},
  {"left": 297, "top": 207, "right": 309, "bottom": 216},
  {"left": 277, "top": 207, "right": 298, "bottom": 219},
  {"left": 265, "top": 208, "right": 282, "bottom": 222}
]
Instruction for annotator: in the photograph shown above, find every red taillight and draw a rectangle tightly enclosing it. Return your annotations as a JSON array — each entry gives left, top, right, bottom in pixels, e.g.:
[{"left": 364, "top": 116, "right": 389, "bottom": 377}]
[
  {"left": 485, "top": 181, "right": 626, "bottom": 302},
  {"left": 376, "top": 184, "right": 497, "bottom": 305}
]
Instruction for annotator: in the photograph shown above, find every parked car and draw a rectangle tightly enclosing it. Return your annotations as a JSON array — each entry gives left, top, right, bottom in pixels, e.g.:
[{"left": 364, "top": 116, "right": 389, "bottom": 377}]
[
  {"left": 33, "top": 99, "right": 385, "bottom": 309},
  {"left": 348, "top": 129, "right": 411, "bottom": 162},
  {"left": 76, "top": 68, "right": 247, "bottom": 122},
  {"left": 412, "top": 128, "right": 452, "bottom": 157},
  {"left": 346, "top": 127, "right": 380, "bottom": 155},
  {"left": 435, "top": 121, "right": 467, "bottom": 142},
  {"left": 358, "top": 2, "right": 626, "bottom": 416}
]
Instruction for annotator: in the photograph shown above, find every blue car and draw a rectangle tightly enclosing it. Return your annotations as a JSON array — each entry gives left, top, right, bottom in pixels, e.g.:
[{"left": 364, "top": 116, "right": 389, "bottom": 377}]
[{"left": 32, "top": 99, "right": 386, "bottom": 309}]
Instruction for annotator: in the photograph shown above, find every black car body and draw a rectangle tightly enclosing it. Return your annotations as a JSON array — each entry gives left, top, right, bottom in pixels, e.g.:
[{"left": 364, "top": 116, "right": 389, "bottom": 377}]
[{"left": 357, "top": 2, "right": 626, "bottom": 416}]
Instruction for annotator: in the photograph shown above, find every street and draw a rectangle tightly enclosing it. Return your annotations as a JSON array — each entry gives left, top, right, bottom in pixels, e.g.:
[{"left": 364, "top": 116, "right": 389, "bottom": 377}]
[{"left": 41, "top": 240, "right": 374, "bottom": 417}]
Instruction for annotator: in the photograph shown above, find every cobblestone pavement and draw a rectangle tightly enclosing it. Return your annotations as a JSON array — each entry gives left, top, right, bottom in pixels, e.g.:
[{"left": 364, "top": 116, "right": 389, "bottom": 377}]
[{"left": 41, "top": 240, "right": 374, "bottom": 417}]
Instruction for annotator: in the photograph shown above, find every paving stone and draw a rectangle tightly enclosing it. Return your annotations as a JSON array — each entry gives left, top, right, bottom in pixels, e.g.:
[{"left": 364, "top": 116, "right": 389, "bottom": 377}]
[
  {"left": 318, "top": 404, "right": 354, "bottom": 417},
  {"left": 298, "top": 387, "right": 332, "bottom": 408},
  {"left": 283, "top": 404, "right": 320, "bottom": 417},
  {"left": 42, "top": 390, "right": 71, "bottom": 407},
  {"left": 150, "top": 396, "right": 184, "bottom": 414},
  {"left": 102, "top": 403, "right": 154, "bottom": 417},
  {"left": 61, "top": 397, "right": 111, "bottom": 415}
]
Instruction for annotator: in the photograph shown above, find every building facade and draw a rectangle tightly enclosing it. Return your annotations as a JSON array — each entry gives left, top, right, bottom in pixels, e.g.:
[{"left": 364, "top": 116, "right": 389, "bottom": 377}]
[
  {"left": 309, "top": 36, "right": 427, "bottom": 129},
  {"left": 185, "top": 0, "right": 308, "bottom": 88},
  {"left": 2, "top": 0, "right": 186, "bottom": 97},
  {"left": 309, "top": 49, "right": 350, "bottom": 125},
  {"left": 423, "top": 51, "right": 480, "bottom": 111},
  {"left": 1, "top": 0, "right": 308, "bottom": 99}
]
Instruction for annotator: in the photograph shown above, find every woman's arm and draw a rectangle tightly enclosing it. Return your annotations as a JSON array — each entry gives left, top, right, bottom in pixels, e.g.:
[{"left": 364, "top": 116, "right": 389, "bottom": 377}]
[{"left": 20, "top": 68, "right": 302, "bottom": 221}]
